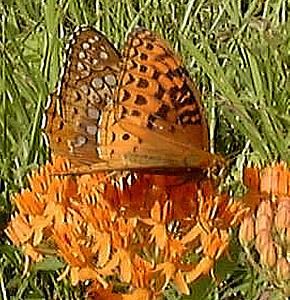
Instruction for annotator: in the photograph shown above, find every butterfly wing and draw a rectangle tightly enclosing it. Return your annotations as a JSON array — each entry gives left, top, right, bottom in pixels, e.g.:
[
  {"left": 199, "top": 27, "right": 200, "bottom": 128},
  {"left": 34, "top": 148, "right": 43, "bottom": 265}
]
[
  {"left": 95, "top": 28, "right": 221, "bottom": 172},
  {"left": 44, "top": 27, "right": 121, "bottom": 168}
]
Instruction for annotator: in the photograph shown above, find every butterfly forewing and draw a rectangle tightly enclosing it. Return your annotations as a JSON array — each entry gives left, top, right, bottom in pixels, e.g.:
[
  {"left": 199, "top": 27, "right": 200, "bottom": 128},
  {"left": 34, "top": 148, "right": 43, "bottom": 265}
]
[
  {"left": 44, "top": 27, "right": 121, "bottom": 169},
  {"left": 97, "top": 28, "right": 218, "bottom": 172}
]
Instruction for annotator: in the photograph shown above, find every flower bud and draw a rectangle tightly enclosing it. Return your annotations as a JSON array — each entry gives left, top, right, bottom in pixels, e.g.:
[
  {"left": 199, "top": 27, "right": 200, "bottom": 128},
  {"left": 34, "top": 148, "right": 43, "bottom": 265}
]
[
  {"left": 257, "top": 200, "right": 273, "bottom": 221},
  {"left": 275, "top": 197, "right": 290, "bottom": 230},
  {"left": 277, "top": 257, "right": 290, "bottom": 281},
  {"left": 260, "top": 241, "right": 276, "bottom": 268},
  {"left": 255, "top": 230, "right": 272, "bottom": 254},
  {"left": 255, "top": 215, "right": 272, "bottom": 235},
  {"left": 239, "top": 215, "right": 254, "bottom": 245}
]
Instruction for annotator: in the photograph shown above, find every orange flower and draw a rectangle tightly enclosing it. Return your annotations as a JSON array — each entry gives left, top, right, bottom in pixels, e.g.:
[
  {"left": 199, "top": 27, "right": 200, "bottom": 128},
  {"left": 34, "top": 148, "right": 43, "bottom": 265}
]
[
  {"left": 142, "top": 201, "right": 170, "bottom": 250},
  {"left": 185, "top": 256, "right": 214, "bottom": 283},
  {"left": 243, "top": 167, "right": 260, "bottom": 192},
  {"left": 6, "top": 214, "right": 33, "bottom": 246},
  {"left": 201, "top": 229, "right": 229, "bottom": 260},
  {"left": 6, "top": 156, "right": 247, "bottom": 297},
  {"left": 154, "top": 262, "right": 189, "bottom": 295},
  {"left": 163, "top": 237, "right": 186, "bottom": 261},
  {"left": 130, "top": 254, "right": 153, "bottom": 289},
  {"left": 122, "top": 288, "right": 151, "bottom": 300},
  {"left": 71, "top": 267, "right": 108, "bottom": 287},
  {"left": 244, "top": 162, "right": 290, "bottom": 199},
  {"left": 86, "top": 283, "right": 122, "bottom": 300},
  {"left": 99, "top": 248, "right": 133, "bottom": 283},
  {"left": 260, "top": 162, "right": 289, "bottom": 195},
  {"left": 14, "top": 190, "right": 45, "bottom": 215}
]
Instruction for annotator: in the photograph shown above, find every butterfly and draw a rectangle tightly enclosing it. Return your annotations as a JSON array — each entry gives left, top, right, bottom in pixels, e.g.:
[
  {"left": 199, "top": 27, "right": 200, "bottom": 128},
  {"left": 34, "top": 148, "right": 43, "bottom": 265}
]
[{"left": 43, "top": 27, "right": 222, "bottom": 175}]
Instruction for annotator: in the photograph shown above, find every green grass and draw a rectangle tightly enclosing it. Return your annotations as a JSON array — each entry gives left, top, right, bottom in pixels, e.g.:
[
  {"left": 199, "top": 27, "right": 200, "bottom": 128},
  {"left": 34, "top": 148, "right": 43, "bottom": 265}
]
[{"left": 1, "top": 0, "right": 289, "bottom": 299}]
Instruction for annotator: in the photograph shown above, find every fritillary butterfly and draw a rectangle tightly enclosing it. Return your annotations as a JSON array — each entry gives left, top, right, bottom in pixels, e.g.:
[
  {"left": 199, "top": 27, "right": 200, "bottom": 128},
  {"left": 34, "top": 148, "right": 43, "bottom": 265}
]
[{"left": 44, "top": 27, "right": 222, "bottom": 174}]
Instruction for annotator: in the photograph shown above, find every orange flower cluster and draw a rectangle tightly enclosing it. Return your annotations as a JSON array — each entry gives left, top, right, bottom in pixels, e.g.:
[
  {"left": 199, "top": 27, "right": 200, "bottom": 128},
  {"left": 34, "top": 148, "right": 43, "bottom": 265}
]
[
  {"left": 6, "top": 157, "right": 246, "bottom": 299},
  {"left": 239, "top": 162, "right": 290, "bottom": 296}
]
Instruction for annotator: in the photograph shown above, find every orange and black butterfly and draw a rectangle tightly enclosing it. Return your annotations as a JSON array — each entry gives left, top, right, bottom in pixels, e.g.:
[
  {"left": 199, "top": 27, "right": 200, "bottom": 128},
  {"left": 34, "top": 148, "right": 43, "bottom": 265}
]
[{"left": 44, "top": 27, "right": 223, "bottom": 174}]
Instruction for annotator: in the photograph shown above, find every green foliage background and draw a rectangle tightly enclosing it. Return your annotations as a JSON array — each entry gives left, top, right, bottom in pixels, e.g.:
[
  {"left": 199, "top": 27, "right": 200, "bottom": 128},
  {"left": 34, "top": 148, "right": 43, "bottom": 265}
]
[{"left": 0, "top": 0, "right": 289, "bottom": 299}]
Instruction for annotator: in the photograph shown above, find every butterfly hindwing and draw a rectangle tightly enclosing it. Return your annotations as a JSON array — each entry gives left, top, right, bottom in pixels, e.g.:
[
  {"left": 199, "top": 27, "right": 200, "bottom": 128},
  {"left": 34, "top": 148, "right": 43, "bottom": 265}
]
[{"left": 44, "top": 27, "right": 121, "bottom": 168}]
